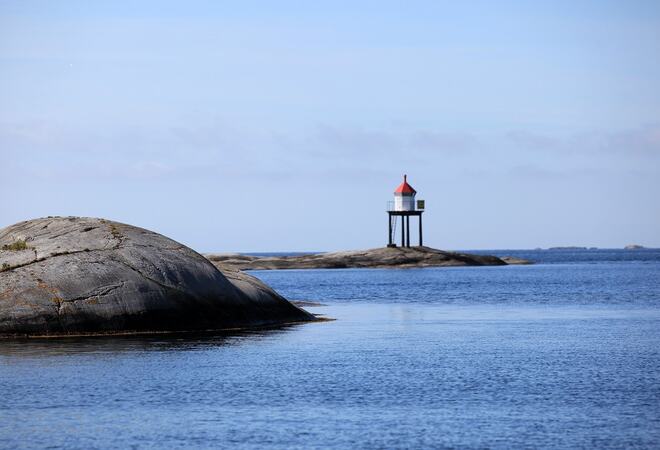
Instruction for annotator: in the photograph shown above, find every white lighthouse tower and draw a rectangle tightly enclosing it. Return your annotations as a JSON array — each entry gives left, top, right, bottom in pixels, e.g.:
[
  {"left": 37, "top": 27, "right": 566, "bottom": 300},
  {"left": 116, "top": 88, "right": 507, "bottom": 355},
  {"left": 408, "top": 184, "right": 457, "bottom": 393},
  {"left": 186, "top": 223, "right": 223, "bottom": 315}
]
[
  {"left": 393, "top": 174, "right": 417, "bottom": 211},
  {"left": 387, "top": 175, "right": 425, "bottom": 247}
]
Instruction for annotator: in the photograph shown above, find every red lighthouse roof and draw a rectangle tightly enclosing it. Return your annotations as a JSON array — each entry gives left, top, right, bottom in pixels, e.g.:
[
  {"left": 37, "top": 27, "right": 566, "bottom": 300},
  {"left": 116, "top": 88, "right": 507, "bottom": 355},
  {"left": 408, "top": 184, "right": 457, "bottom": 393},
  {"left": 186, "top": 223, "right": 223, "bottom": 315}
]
[{"left": 394, "top": 174, "right": 417, "bottom": 195}]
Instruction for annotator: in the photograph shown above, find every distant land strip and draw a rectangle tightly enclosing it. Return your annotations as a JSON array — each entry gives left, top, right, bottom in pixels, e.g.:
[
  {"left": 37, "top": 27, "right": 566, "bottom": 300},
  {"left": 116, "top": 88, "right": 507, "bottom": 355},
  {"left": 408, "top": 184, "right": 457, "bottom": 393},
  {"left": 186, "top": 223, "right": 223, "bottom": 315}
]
[{"left": 206, "top": 246, "right": 532, "bottom": 271}]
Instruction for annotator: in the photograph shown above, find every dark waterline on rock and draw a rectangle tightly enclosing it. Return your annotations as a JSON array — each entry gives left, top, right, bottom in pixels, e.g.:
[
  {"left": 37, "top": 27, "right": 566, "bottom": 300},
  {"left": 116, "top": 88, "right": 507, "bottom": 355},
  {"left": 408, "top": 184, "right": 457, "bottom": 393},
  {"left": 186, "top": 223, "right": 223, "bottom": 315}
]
[{"left": 1, "top": 249, "right": 659, "bottom": 448}]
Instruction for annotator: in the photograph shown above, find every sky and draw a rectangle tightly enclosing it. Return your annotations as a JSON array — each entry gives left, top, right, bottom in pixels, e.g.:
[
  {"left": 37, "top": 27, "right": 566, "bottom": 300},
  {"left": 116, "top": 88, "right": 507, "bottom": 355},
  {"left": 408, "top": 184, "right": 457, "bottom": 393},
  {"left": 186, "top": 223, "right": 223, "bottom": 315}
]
[{"left": 1, "top": 0, "right": 659, "bottom": 251}]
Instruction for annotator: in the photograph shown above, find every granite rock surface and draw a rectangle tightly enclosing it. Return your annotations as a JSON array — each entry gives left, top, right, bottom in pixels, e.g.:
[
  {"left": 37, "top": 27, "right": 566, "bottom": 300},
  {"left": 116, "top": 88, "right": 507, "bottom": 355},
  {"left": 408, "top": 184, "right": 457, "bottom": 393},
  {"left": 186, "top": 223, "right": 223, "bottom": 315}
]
[{"left": 0, "top": 217, "right": 314, "bottom": 336}]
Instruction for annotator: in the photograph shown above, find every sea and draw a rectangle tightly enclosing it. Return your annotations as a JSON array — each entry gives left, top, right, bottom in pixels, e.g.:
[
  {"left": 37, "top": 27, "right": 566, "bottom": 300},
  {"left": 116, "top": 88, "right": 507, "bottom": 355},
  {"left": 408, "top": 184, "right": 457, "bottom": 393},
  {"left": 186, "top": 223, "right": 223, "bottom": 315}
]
[{"left": 1, "top": 248, "right": 659, "bottom": 449}]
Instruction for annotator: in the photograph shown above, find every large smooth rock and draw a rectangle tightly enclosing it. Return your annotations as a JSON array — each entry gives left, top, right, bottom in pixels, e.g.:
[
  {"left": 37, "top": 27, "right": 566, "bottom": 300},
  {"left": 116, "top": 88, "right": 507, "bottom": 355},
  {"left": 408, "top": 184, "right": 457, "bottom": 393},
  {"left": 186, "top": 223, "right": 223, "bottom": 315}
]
[{"left": 0, "top": 217, "right": 314, "bottom": 336}]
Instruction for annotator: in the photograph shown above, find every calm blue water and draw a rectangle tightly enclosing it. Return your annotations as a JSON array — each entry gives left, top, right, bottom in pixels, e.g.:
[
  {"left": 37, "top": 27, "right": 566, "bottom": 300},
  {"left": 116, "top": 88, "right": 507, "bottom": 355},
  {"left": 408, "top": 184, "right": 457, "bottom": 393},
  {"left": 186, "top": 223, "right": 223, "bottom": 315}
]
[{"left": 1, "top": 249, "right": 660, "bottom": 449}]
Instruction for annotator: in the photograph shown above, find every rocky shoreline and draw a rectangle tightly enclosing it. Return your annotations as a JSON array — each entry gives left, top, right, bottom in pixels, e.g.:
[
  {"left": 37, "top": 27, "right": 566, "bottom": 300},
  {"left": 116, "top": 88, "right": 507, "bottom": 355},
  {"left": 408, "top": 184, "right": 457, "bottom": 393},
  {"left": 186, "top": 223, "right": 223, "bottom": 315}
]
[{"left": 206, "top": 246, "right": 532, "bottom": 271}]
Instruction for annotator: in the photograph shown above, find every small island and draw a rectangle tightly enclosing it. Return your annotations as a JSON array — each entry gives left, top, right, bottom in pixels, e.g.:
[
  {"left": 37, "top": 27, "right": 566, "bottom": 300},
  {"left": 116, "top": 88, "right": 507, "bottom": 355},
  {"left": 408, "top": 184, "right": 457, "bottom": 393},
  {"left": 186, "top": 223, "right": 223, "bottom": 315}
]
[
  {"left": 206, "top": 246, "right": 532, "bottom": 271},
  {"left": 207, "top": 176, "right": 531, "bottom": 271}
]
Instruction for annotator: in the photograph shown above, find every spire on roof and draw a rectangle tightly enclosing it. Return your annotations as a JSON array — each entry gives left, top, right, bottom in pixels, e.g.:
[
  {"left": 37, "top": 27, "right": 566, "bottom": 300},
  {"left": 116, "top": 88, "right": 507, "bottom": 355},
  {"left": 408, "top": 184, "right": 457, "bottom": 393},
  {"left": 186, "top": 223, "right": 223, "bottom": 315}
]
[{"left": 394, "top": 174, "right": 417, "bottom": 195}]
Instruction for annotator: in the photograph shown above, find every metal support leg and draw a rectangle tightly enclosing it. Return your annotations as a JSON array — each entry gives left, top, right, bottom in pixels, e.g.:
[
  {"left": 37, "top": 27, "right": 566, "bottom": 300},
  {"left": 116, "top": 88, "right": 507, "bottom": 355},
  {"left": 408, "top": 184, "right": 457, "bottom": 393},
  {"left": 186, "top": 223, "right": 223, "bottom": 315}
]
[
  {"left": 406, "top": 216, "right": 410, "bottom": 248},
  {"left": 401, "top": 215, "right": 405, "bottom": 247},
  {"left": 388, "top": 214, "right": 393, "bottom": 246},
  {"left": 419, "top": 214, "right": 423, "bottom": 246}
]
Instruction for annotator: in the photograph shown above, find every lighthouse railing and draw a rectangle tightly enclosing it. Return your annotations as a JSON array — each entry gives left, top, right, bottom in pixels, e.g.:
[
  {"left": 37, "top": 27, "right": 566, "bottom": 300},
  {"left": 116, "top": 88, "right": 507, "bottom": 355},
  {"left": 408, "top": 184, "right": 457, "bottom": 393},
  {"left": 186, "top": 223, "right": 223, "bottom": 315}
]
[{"left": 386, "top": 200, "right": 425, "bottom": 212}]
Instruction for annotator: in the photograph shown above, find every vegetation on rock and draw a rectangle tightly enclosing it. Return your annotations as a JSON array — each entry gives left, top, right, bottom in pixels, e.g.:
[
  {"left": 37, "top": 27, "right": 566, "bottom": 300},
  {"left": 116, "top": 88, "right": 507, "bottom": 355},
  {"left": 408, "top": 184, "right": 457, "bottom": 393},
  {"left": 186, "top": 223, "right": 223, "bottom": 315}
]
[{"left": 1, "top": 239, "right": 29, "bottom": 251}]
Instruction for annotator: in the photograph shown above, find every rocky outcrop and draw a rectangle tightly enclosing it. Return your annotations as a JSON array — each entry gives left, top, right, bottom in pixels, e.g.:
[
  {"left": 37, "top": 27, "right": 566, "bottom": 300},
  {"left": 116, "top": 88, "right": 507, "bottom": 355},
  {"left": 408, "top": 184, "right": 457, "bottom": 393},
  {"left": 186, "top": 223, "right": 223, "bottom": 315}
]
[
  {"left": 499, "top": 256, "right": 533, "bottom": 265},
  {"left": 207, "top": 246, "right": 531, "bottom": 271},
  {"left": 0, "top": 217, "right": 314, "bottom": 337}
]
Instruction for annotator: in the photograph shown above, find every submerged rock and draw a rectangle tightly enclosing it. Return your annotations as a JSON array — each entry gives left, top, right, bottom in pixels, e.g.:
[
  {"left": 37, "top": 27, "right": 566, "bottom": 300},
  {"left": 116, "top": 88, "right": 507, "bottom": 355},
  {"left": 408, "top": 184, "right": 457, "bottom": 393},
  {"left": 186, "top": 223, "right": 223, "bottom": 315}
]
[
  {"left": 207, "top": 246, "right": 531, "bottom": 270},
  {"left": 0, "top": 217, "right": 314, "bottom": 337}
]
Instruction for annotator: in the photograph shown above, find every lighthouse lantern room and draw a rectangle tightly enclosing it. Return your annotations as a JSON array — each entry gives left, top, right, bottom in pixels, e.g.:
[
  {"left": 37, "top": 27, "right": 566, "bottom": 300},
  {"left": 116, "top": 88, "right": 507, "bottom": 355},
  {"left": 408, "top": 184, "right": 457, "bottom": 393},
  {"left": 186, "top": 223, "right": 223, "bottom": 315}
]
[{"left": 387, "top": 175, "right": 425, "bottom": 248}]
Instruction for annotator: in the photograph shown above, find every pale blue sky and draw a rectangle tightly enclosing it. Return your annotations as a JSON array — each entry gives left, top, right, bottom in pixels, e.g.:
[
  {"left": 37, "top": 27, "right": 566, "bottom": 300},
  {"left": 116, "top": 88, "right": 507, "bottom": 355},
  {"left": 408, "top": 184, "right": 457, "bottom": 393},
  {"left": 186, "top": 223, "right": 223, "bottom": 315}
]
[{"left": 1, "top": 1, "right": 659, "bottom": 251}]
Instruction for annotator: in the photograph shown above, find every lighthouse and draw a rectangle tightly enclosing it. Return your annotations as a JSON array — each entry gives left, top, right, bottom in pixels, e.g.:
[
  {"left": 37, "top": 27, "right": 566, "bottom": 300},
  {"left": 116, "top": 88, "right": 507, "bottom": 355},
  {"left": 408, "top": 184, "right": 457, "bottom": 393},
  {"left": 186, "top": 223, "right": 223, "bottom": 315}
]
[{"left": 387, "top": 175, "right": 425, "bottom": 247}]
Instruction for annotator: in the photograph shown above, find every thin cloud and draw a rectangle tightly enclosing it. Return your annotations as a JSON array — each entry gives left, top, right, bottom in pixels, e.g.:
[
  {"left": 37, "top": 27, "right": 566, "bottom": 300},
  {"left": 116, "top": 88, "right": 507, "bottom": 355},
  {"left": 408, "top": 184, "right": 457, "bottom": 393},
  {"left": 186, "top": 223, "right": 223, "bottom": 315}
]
[
  {"left": 505, "top": 130, "right": 562, "bottom": 151},
  {"left": 605, "top": 124, "right": 660, "bottom": 156},
  {"left": 505, "top": 124, "right": 660, "bottom": 157},
  {"left": 309, "top": 125, "right": 478, "bottom": 158},
  {"left": 409, "top": 130, "right": 477, "bottom": 153}
]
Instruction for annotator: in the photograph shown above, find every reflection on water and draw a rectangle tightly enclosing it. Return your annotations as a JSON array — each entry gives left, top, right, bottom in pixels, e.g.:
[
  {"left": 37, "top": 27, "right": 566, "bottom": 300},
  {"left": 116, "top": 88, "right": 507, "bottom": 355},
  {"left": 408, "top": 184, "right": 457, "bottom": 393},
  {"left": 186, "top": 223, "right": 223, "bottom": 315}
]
[{"left": 0, "top": 324, "right": 304, "bottom": 358}]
